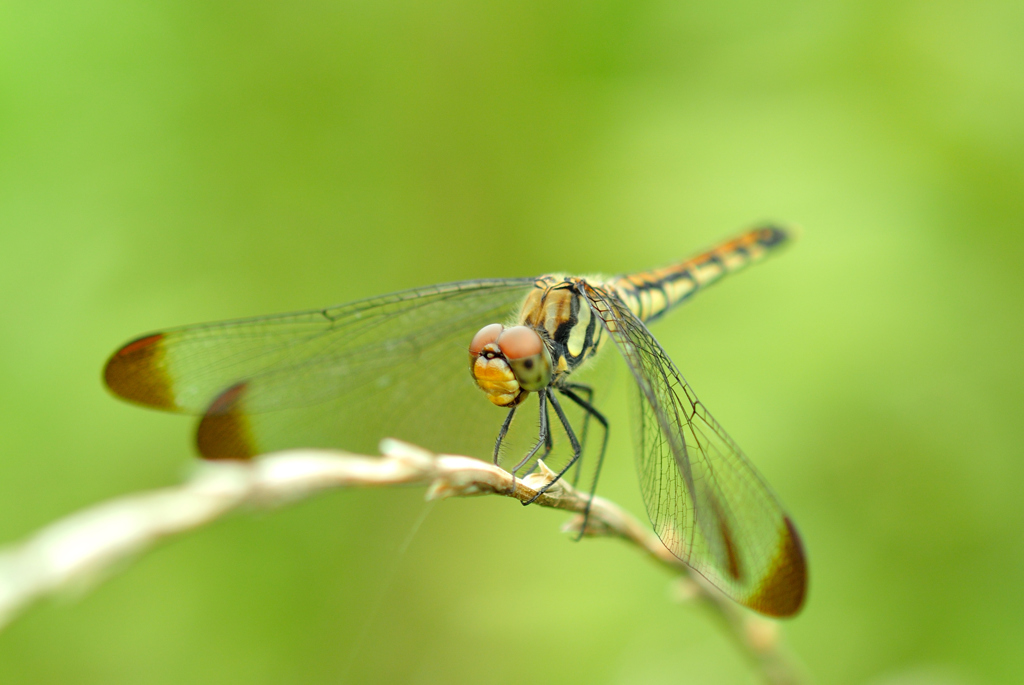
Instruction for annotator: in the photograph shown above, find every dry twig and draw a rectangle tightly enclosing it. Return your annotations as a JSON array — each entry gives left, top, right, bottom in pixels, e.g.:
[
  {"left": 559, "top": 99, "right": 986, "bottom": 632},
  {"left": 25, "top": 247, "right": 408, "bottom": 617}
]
[{"left": 0, "top": 440, "right": 805, "bottom": 683}]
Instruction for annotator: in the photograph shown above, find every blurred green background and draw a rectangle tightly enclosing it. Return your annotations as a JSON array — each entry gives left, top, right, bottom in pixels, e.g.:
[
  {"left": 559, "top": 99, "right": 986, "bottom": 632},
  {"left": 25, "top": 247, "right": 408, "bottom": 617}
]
[{"left": 2, "top": 0, "right": 1022, "bottom": 683}]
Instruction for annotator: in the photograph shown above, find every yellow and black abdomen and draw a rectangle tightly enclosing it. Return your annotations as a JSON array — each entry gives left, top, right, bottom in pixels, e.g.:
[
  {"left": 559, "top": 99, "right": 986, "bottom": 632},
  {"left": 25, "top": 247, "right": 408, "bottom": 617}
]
[{"left": 606, "top": 225, "right": 790, "bottom": 323}]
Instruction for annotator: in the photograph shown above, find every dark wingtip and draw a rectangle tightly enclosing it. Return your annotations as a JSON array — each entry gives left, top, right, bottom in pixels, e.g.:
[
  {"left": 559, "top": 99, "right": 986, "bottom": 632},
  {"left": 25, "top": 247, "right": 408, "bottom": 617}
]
[
  {"left": 749, "top": 516, "right": 808, "bottom": 617},
  {"left": 103, "top": 333, "right": 179, "bottom": 410},
  {"left": 196, "top": 382, "right": 258, "bottom": 460}
]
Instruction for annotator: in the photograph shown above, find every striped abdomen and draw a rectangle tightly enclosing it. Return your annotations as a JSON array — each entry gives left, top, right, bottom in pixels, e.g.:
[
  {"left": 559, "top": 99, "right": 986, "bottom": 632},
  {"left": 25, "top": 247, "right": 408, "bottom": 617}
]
[{"left": 606, "top": 226, "right": 790, "bottom": 324}]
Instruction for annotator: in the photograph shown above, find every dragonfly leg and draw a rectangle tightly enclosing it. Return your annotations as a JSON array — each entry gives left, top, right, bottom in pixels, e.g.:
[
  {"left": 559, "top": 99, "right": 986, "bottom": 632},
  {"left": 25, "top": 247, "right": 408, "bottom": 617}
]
[
  {"left": 521, "top": 398, "right": 554, "bottom": 476},
  {"left": 562, "top": 383, "right": 595, "bottom": 486},
  {"left": 511, "top": 390, "right": 549, "bottom": 475},
  {"left": 523, "top": 391, "right": 584, "bottom": 506},
  {"left": 556, "top": 386, "right": 609, "bottom": 540},
  {"left": 493, "top": 405, "right": 517, "bottom": 465}
]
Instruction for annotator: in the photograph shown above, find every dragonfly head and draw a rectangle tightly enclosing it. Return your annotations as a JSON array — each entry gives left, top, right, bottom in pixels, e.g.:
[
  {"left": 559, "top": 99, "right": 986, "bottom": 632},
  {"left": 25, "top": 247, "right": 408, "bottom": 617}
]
[{"left": 469, "top": 324, "right": 552, "bottom": 407}]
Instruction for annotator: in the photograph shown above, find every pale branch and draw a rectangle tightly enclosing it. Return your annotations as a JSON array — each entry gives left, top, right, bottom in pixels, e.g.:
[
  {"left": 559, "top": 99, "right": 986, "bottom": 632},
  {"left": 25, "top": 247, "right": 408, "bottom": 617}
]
[{"left": 0, "top": 440, "right": 805, "bottom": 684}]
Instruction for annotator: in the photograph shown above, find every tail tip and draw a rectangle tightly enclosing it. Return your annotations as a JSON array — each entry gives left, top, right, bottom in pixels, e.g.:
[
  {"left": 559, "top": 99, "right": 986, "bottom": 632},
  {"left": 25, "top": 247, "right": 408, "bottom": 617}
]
[{"left": 757, "top": 223, "right": 801, "bottom": 248}]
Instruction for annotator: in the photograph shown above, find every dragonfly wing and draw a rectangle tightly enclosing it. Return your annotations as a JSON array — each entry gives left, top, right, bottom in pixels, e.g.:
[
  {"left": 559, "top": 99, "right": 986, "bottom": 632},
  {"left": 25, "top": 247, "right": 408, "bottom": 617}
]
[
  {"left": 581, "top": 282, "right": 806, "bottom": 616},
  {"left": 105, "top": 278, "right": 537, "bottom": 459}
]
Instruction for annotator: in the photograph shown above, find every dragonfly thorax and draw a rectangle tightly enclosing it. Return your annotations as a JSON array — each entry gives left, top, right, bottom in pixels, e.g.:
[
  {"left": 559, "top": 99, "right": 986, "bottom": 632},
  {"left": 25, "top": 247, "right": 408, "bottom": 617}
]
[
  {"left": 469, "top": 324, "right": 552, "bottom": 407},
  {"left": 519, "top": 276, "right": 606, "bottom": 378}
]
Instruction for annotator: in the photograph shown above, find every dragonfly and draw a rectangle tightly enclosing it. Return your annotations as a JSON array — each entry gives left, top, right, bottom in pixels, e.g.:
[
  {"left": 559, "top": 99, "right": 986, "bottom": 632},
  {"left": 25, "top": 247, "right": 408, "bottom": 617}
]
[{"left": 104, "top": 225, "right": 807, "bottom": 617}]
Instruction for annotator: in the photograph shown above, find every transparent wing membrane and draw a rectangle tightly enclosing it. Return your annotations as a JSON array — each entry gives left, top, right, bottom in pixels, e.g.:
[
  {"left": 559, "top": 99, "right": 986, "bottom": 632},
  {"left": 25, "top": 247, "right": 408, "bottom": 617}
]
[
  {"left": 581, "top": 283, "right": 806, "bottom": 616},
  {"left": 106, "top": 279, "right": 536, "bottom": 458}
]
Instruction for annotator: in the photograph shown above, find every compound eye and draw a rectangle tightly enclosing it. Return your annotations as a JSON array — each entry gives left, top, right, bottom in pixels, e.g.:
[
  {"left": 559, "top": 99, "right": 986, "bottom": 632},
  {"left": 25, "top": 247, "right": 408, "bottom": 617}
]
[
  {"left": 499, "top": 326, "right": 551, "bottom": 392},
  {"left": 469, "top": 323, "right": 504, "bottom": 356},
  {"left": 496, "top": 326, "right": 544, "bottom": 361}
]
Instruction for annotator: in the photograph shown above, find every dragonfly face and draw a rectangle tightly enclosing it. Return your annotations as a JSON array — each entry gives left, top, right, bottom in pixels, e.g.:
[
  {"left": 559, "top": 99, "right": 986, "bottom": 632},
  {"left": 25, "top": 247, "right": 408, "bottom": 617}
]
[
  {"left": 104, "top": 225, "right": 808, "bottom": 617},
  {"left": 469, "top": 324, "right": 552, "bottom": 407}
]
